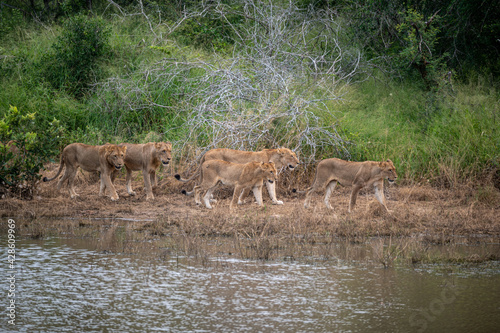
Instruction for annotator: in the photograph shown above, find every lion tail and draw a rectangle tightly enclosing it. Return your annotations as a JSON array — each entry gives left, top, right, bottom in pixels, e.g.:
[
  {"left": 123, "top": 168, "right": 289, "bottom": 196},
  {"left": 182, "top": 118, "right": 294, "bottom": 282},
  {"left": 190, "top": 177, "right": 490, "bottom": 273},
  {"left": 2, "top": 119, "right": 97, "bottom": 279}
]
[
  {"left": 43, "top": 154, "right": 65, "bottom": 182},
  {"left": 292, "top": 188, "right": 306, "bottom": 195},
  {"left": 174, "top": 154, "right": 205, "bottom": 183}
]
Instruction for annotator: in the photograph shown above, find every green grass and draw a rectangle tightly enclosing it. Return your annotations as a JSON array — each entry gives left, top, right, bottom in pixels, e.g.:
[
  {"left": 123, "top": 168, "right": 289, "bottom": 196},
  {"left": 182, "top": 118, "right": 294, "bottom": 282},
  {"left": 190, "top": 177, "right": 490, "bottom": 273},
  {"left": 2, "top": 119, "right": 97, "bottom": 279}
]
[{"left": 339, "top": 77, "right": 500, "bottom": 184}]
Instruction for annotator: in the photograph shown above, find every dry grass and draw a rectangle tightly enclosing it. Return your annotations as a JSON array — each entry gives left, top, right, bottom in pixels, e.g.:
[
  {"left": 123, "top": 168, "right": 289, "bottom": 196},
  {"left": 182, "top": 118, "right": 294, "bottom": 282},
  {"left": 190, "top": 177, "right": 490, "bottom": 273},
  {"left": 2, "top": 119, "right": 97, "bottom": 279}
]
[{"left": 1, "top": 163, "right": 499, "bottom": 266}]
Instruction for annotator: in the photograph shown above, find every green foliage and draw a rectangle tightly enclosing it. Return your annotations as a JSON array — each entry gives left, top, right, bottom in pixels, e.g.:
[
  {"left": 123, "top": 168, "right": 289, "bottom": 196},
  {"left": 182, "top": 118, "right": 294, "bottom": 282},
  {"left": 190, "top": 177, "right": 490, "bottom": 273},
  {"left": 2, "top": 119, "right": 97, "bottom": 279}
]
[
  {"left": 172, "top": 14, "right": 238, "bottom": 53},
  {"left": 41, "top": 15, "right": 110, "bottom": 97},
  {"left": 1, "top": 106, "right": 64, "bottom": 198},
  {"left": 396, "top": 8, "right": 448, "bottom": 86},
  {"left": 334, "top": 0, "right": 500, "bottom": 80},
  {"left": 0, "top": 6, "right": 24, "bottom": 40},
  {"left": 60, "top": 0, "right": 91, "bottom": 15}
]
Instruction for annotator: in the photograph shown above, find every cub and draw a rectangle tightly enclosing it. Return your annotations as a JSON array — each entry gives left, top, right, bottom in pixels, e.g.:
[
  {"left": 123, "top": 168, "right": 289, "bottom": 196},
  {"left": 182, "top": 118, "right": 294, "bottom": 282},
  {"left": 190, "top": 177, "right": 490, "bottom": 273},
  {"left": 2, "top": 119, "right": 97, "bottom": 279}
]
[{"left": 194, "top": 160, "right": 278, "bottom": 210}]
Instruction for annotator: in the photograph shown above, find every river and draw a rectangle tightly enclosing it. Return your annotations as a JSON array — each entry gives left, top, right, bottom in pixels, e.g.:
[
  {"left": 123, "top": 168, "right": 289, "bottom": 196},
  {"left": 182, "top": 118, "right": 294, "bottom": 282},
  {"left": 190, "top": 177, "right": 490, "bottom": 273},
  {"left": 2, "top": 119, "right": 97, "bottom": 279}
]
[{"left": 1, "top": 234, "right": 499, "bottom": 332}]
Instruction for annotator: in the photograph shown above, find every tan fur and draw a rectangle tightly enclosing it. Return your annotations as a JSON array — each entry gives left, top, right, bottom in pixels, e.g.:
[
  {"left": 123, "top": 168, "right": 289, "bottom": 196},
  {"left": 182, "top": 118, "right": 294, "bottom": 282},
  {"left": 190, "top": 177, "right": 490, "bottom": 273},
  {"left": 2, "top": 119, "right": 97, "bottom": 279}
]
[
  {"left": 43, "top": 143, "right": 127, "bottom": 201},
  {"left": 303, "top": 158, "right": 398, "bottom": 212},
  {"left": 115, "top": 142, "right": 172, "bottom": 200},
  {"left": 194, "top": 160, "right": 278, "bottom": 210},
  {"left": 176, "top": 148, "right": 299, "bottom": 204}
]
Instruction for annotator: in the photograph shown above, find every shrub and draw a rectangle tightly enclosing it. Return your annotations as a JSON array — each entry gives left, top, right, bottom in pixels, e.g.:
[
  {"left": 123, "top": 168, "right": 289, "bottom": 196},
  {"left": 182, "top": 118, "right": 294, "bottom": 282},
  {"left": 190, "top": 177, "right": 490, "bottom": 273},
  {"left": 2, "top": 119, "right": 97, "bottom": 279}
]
[
  {"left": 42, "top": 15, "right": 110, "bottom": 97},
  {"left": 0, "top": 105, "right": 64, "bottom": 199}
]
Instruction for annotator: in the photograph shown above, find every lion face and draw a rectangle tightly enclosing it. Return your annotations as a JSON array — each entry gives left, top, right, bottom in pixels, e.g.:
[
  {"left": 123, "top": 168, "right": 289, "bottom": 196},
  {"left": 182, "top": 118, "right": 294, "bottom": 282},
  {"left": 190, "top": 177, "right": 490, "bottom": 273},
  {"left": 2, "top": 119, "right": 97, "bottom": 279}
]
[
  {"left": 380, "top": 159, "right": 398, "bottom": 183},
  {"left": 261, "top": 162, "right": 278, "bottom": 184},
  {"left": 155, "top": 142, "right": 172, "bottom": 166},
  {"left": 277, "top": 148, "right": 300, "bottom": 170},
  {"left": 107, "top": 146, "right": 127, "bottom": 170}
]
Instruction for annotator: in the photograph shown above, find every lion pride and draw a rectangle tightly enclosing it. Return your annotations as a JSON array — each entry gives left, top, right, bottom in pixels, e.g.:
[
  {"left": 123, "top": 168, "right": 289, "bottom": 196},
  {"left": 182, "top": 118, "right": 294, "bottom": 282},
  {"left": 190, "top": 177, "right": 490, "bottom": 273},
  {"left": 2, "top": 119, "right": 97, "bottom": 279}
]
[
  {"left": 43, "top": 143, "right": 127, "bottom": 201},
  {"left": 194, "top": 160, "right": 278, "bottom": 210},
  {"left": 303, "top": 158, "right": 397, "bottom": 212},
  {"left": 176, "top": 147, "right": 299, "bottom": 205}
]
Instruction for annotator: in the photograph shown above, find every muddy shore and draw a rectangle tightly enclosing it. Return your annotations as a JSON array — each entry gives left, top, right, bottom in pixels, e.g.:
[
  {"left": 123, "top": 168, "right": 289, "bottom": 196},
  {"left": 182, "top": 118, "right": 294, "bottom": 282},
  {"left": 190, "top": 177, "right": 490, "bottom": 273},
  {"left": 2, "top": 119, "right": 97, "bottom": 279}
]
[{"left": 2, "top": 163, "right": 499, "bottom": 240}]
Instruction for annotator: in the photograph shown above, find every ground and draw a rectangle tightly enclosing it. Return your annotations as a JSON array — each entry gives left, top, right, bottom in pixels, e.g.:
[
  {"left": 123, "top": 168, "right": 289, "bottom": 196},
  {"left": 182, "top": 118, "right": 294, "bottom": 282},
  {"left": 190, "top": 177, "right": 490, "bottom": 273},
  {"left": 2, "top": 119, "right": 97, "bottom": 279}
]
[{"left": 1, "top": 163, "right": 499, "bottom": 242}]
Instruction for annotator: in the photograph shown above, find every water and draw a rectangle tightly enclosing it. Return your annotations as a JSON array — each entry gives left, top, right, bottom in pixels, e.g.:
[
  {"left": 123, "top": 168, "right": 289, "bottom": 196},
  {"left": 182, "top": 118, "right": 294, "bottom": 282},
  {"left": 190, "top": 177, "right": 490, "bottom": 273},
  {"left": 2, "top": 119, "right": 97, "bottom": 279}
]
[{"left": 1, "top": 236, "right": 500, "bottom": 332}]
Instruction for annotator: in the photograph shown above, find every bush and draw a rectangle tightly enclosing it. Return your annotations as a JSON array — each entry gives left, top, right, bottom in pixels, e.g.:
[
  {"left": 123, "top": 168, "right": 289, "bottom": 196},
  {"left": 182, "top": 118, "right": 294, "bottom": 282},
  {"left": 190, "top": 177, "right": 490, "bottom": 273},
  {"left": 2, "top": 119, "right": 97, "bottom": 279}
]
[
  {"left": 0, "top": 106, "right": 64, "bottom": 199},
  {"left": 42, "top": 15, "right": 110, "bottom": 97}
]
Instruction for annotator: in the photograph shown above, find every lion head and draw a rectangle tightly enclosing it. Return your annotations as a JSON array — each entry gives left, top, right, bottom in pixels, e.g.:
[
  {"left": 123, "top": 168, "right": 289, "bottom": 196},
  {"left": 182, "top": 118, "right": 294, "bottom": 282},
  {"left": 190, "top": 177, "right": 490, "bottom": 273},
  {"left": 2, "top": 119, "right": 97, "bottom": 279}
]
[
  {"left": 260, "top": 162, "right": 278, "bottom": 184},
  {"left": 276, "top": 148, "right": 299, "bottom": 170},
  {"left": 379, "top": 159, "right": 398, "bottom": 183},
  {"left": 105, "top": 145, "right": 127, "bottom": 170},
  {"left": 154, "top": 142, "right": 172, "bottom": 166}
]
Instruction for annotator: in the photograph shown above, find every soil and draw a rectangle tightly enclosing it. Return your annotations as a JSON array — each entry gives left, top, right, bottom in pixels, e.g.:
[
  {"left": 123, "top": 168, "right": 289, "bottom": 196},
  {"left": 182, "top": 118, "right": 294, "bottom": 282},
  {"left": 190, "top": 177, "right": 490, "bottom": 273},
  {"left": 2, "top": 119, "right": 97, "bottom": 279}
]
[{"left": 1, "top": 163, "right": 500, "bottom": 241}]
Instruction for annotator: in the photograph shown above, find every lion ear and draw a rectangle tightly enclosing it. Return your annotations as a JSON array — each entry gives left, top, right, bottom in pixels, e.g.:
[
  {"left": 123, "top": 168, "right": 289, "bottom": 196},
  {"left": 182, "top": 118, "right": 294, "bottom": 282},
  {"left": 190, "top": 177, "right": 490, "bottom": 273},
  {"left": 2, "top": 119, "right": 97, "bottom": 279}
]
[{"left": 386, "top": 159, "right": 392, "bottom": 163}]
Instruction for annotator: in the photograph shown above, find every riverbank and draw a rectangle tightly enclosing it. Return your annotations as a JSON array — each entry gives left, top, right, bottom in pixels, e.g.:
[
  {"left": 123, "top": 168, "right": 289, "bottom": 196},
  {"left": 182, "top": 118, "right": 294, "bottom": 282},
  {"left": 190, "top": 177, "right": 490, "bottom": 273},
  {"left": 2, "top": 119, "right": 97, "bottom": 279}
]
[{"left": 1, "top": 164, "right": 499, "bottom": 265}]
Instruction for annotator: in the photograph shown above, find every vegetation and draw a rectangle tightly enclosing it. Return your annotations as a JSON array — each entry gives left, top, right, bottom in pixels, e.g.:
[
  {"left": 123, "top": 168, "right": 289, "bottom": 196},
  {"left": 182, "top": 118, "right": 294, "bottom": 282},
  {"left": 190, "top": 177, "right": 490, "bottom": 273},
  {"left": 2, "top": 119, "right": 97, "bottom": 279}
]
[
  {"left": 1, "top": 0, "right": 499, "bottom": 198},
  {"left": 0, "top": 106, "right": 64, "bottom": 198}
]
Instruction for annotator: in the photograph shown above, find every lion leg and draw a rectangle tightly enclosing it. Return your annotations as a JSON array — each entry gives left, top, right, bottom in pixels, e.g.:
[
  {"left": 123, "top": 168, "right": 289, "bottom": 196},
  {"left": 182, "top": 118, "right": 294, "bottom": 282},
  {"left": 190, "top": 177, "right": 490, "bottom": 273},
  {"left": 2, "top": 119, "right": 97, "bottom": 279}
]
[
  {"left": 304, "top": 181, "right": 323, "bottom": 209},
  {"left": 231, "top": 185, "right": 243, "bottom": 210},
  {"left": 66, "top": 167, "right": 79, "bottom": 199},
  {"left": 323, "top": 180, "right": 337, "bottom": 210},
  {"left": 143, "top": 170, "right": 155, "bottom": 200},
  {"left": 99, "top": 174, "right": 107, "bottom": 197},
  {"left": 374, "top": 182, "right": 391, "bottom": 213},
  {"left": 150, "top": 171, "right": 157, "bottom": 188},
  {"left": 125, "top": 167, "right": 136, "bottom": 196},
  {"left": 102, "top": 173, "right": 119, "bottom": 201},
  {"left": 57, "top": 168, "right": 70, "bottom": 192},
  {"left": 303, "top": 187, "right": 314, "bottom": 209},
  {"left": 238, "top": 187, "right": 251, "bottom": 205},
  {"left": 194, "top": 185, "right": 202, "bottom": 205},
  {"left": 253, "top": 184, "right": 264, "bottom": 206},
  {"left": 266, "top": 181, "right": 283, "bottom": 205},
  {"left": 348, "top": 185, "right": 362, "bottom": 213},
  {"left": 203, "top": 187, "right": 216, "bottom": 209}
]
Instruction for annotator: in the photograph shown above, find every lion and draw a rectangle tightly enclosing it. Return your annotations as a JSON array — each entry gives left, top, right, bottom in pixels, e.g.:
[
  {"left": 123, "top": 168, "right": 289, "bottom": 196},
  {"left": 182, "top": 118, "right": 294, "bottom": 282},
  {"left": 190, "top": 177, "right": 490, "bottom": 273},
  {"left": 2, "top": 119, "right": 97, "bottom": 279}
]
[
  {"left": 176, "top": 148, "right": 299, "bottom": 205},
  {"left": 194, "top": 160, "right": 278, "bottom": 210},
  {"left": 114, "top": 142, "right": 172, "bottom": 200},
  {"left": 301, "top": 158, "right": 397, "bottom": 213},
  {"left": 43, "top": 143, "right": 127, "bottom": 201}
]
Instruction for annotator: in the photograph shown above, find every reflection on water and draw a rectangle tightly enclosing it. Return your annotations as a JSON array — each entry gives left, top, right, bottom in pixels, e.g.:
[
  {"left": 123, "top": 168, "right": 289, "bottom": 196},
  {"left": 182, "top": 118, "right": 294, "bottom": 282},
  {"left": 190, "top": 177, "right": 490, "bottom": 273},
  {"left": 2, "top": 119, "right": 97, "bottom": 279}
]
[{"left": 1, "top": 236, "right": 499, "bottom": 332}]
